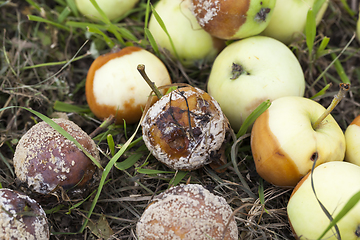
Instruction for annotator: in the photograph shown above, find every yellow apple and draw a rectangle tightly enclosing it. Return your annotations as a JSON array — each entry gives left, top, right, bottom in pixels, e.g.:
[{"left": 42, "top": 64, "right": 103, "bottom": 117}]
[
  {"left": 288, "top": 161, "right": 360, "bottom": 240},
  {"left": 345, "top": 115, "right": 360, "bottom": 166},
  {"left": 148, "top": 0, "right": 225, "bottom": 66},
  {"left": 251, "top": 96, "right": 345, "bottom": 187},
  {"left": 207, "top": 36, "right": 305, "bottom": 131}
]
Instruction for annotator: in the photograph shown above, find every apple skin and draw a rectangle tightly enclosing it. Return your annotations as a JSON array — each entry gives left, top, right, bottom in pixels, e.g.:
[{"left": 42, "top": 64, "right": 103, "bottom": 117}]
[
  {"left": 357, "top": 8, "right": 360, "bottom": 43},
  {"left": 207, "top": 36, "right": 305, "bottom": 132},
  {"left": 345, "top": 115, "right": 360, "bottom": 166},
  {"left": 85, "top": 46, "right": 172, "bottom": 125},
  {"left": 288, "top": 161, "right": 360, "bottom": 240},
  {"left": 261, "top": 0, "right": 329, "bottom": 45},
  {"left": 148, "top": 0, "right": 225, "bottom": 66},
  {"left": 251, "top": 96, "right": 345, "bottom": 187},
  {"left": 191, "top": 0, "right": 276, "bottom": 40},
  {"left": 75, "top": 0, "right": 139, "bottom": 21}
]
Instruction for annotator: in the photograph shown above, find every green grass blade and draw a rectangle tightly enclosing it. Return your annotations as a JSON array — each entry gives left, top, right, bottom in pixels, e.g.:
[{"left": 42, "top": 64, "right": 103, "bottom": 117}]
[
  {"left": 28, "top": 15, "right": 70, "bottom": 31},
  {"left": 89, "top": 0, "right": 110, "bottom": 24},
  {"left": 58, "top": 6, "right": 71, "bottom": 23},
  {"left": 53, "top": 101, "right": 91, "bottom": 113},
  {"left": 169, "top": 171, "right": 188, "bottom": 187},
  {"left": 316, "top": 36, "right": 330, "bottom": 59},
  {"left": 137, "top": 169, "right": 175, "bottom": 175},
  {"left": 66, "top": 0, "right": 79, "bottom": 17},
  {"left": 0, "top": 106, "right": 103, "bottom": 169},
  {"left": 25, "top": 0, "right": 41, "bottom": 11},
  {"left": 317, "top": 190, "right": 360, "bottom": 240},
  {"left": 87, "top": 26, "right": 114, "bottom": 48},
  {"left": 258, "top": 178, "right": 269, "bottom": 214},
  {"left": 107, "top": 134, "right": 115, "bottom": 157},
  {"left": 237, "top": 100, "right": 271, "bottom": 138},
  {"left": 66, "top": 21, "right": 107, "bottom": 30},
  {"left": 144, "top": 28, "right": 159, "bottom": 55},
  {"left": 330, "top": 52, "right": 351, "bottom": 84},
  {"left": 305, "top": 8, "right": 316, "bottom": 58},
  {"left": 310, "top": 83, "right": 331, "bottom": 100},
  {"left": 337, "top": 0, "right": 356, "bottom": 17},
  {"left": 313, "top": 0, "right": 327, "bottom": 16},
  {"left": 150, "top": 4, "right": 180, "bottom": 61},
  {"left": 114, "top": 153, "right": 143, "bottom": 171}
]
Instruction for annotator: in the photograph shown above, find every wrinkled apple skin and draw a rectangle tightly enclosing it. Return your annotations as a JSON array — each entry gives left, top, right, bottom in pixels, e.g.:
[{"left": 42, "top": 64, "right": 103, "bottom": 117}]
[
  {"left": 149, "top": 0, "right": 225, "bottom": 66},
  {"left": 207, "top": 36, "right": 305, "bottom": 131},
  {"left": 345, "top": 115, "right": 360, "bottom": 166},
  {"left": 261, "top": 0, "right": 329, "bottom": 45},
  {"left": 192, "top": 0, "right": 276, "bottom": 40},
  {"left": 75, "top": 0, "right": 139, "bottom": 21},
  {"left": 251, "top": 96, "right": 345, "bottom": 187},
  {"left": 288, "top": 162, "right": 360, "bottom": 240}
]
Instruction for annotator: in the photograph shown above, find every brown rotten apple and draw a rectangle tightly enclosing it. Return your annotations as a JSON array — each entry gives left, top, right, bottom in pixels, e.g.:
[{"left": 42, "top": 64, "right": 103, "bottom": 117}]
[
  {"left": 141, "top": 86, "right": 231, "bottom": 171},
  {"left": 13, "top": 118, "right": 100, "bottom": 195},
  {"left": 136, "top": 184, "right": 238, "bottom": 239},
  {"left": 191, "top": 0, "right": 276, "bottom": 40}
]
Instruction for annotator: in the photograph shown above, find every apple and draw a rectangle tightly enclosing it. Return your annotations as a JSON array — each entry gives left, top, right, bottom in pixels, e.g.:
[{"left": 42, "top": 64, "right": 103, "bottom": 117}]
[
  {"left": 85, "top": 46, "right": 172, "bottom": 125},
  {"left": 191, "top": 0, "right": 276, "bottom": 40},
  {"left": 261, "top": 0, "right": 329, "bottom": 45},
  {"left": 251, "top": 96, "right": 345, "bottom": 187},
  {"left": 75, "top": 0, "right": 139, "bottom": 21},
  {"left": 207, "top": 36, "right": 305, "bottom": 132},
  {"left": 345, "top": 115, "right": 360, "bottom": 166},
  {"left": 357, "top": 7, "right": 360, "bottom": 43},
  {"left": 148, "top": 0, "right": 225, "bottom": 66},
  {"left": 288, "top": 161, "right": 360, "bottom": 239}
]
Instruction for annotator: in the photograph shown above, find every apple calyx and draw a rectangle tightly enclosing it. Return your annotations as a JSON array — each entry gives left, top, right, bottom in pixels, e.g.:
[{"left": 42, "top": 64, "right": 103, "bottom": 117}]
[
  {"left": 255, "top": 7, "right": 271, "bottom": 22},
  {"left": 231, "top": 63, "right": 248, "bottom": 80},
  {"left": 312, "top": 83, "right": 350, "bottom": 130}
]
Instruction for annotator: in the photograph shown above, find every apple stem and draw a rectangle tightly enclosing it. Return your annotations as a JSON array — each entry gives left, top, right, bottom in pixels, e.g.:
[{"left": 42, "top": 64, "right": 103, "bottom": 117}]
[
  {"left": 137, "top": 64, "right": 163, "bottom": 99},
  {"left": 312, "top": 83, "right": 350, "bottom": 130}
]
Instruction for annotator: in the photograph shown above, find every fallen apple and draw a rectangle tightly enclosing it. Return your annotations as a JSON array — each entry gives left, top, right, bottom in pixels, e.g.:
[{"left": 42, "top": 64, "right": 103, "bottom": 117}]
[
  {"left": 148, "top": 0, "right": 225, "bottom": 66},
  {"left": 345, "top": 114, "right": 360, "bottom": 166},
  {"left": 251, "top": 96, "right": 345, "bottom": 187},
  {"left": 288, "top": 161, "right": 360, "bottom": 240},
  {"left": 75, "top": 0, "right": 139, "bottom": 21},
  {"left": 191, "top": 0, "right": 276, "bottom": 40},
  {"left": 207, "top": 36, "right": 305, "bottom": 131},
  {"left": 261, "top": 0, "right": 329, "bottom": 45},
  {"left": 85, "top": 46, "right": 172, "bottom": 125}
]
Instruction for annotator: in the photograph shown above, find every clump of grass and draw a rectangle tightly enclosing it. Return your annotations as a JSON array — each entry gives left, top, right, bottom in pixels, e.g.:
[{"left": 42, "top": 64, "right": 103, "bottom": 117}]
[{"left": 0, "top": 0, "right": 360, "bottom": 239}]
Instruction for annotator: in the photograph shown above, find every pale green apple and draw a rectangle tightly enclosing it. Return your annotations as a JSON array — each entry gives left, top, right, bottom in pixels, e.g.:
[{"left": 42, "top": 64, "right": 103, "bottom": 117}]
[
  {"left": 75, "top": 0, "right": 139, "bottom": 21},
  {"left": 261, "top": 0, "right": 329, "bottom": 45},
  {"left": 191, "top": 0, "right": 276, "bottom": 40},
  {"left": 207, "top": 36, "right": 305, "bottom": 132},
  {"left": 148, "top": 0, "right": 225, "bottom": 66},
  {"left": 357, "top": 8, "right": 360, "bottom": 42},
  {"left": 251, "top": 96, "right": 345, "bottom": 187},
  {"left": 288, "top": 161, "right": 360, "bottom": 239},
  {"left": 345, "top": 115, "right": 360, "bottom": 166}
]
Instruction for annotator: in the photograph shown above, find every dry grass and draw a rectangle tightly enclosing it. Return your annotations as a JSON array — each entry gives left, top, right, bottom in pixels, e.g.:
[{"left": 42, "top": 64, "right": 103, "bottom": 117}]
[{"left": 1, "top": 0, "right": 360, "bottom": 239}]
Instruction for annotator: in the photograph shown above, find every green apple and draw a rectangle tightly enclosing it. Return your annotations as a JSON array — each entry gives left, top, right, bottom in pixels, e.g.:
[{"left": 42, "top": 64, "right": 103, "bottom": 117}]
[
  {"left": 191, "top": 0, "right": 276, "bottom": 40},
  {"left": 288, "top": 161, "right": 360, "bottom": 239},
  {"left": 357, "top": 7, "right": 360, "bottom": 42},
  {"left": 251, "top": 96, "right": 345, "bottom": 187},
  {"left": 261, "top": 0, "right": 329, "bottom": 45},
  {"left": 207, "top": 36, "right": 305, "bottom": 132},
  {"left": 148, "top": 0, "right": 225, "bottom": 66},
  {"left": 345, "top": 115, "right": 360, "bottom": 166},
  {"left": 75, "top": 0, "right": 139, "bottom": 21}
]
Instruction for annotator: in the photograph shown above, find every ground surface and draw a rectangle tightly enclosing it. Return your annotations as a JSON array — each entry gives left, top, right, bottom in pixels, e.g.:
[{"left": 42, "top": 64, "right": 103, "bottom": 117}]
[{"left": 1, "top": 0, "right": 360, "bottom": 239}]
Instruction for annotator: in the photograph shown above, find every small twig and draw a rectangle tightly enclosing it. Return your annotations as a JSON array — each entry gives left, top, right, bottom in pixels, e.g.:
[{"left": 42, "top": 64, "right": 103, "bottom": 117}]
[
  {"left": 89, "top": 115, "right": 116, "bottom": 138},
  {"left": 137, "top": 64, "right": 163, "bottom": 100},
  {"left": 312, "top": 83, "right": 350, "bottom": 130}
]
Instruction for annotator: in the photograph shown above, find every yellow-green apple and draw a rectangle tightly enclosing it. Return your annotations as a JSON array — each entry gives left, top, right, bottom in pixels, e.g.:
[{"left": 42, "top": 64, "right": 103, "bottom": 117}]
[
  {"left": 357, "top": 7, "right": 360, "bottom": 43},
  {"left": 261, "top": 0, "right": 329, "bottom": 45},
  {"left": 75, "top": 0, "right": 139, "bottom": 21},
  {"left": 251, "top": 96, "right": 345, "bottom": 187},
  {"left": 345, "top": 115, "right": 360, "bottom": 166},
  {"left": 148, "top": 0, "right": 225, "bottom": 66},
  {"left": 207, "top": 36, "right": 305, "bottom": 131},
  {"left": 85, "top": 46, "right": 172, "bottom": 125},
  {"left": 288, "top": 161, "right": 360, "bottom": 239},
  {"left": 191, "top": 0, "right": 276, "bottom": 40}
]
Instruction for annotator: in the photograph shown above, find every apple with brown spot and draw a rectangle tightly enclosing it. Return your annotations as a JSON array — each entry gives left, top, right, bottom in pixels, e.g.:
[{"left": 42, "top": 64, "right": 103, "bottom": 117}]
[{"left": 85, "top": 46, "right": 172, "bottom": 125}]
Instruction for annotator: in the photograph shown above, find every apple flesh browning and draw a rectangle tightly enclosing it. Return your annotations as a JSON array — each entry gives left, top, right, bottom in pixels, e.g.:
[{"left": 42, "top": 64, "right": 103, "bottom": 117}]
[
  {"left": 149, "top": 0, "right": 225, "bottom": 66},
  {"left": 191, "top": 0, "right": 276, "bottom": 40},
  {"left": 141, "top": 86, "right": 231, "bottom": 171},
  {"left": 288, "top": 162, "right": 360, "bottom": 240},
  {"left": 251, "top": 96, "right": 345, "bottom": 187},
  {"left": 85, "top": 46, "right": 171, "bottom": 125},
  {"left": 345, "top": 115, "right": 360, "bottom": 166}
]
